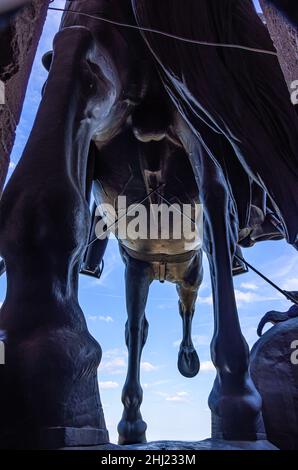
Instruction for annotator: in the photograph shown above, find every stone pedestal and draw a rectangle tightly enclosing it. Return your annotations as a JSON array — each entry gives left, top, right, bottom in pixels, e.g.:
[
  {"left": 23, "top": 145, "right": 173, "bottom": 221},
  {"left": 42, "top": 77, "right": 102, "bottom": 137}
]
[{"left": 0, "top": 0, "right": 50, "bottom": 192}]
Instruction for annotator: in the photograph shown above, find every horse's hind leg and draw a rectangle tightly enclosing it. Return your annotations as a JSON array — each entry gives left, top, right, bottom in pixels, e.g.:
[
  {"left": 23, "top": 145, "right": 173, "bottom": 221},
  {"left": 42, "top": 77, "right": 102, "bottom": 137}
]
[
  {"left": 200, "top": 158, "right": 265, "bottom": 441},
  {"left": 118, "top": 248, "right": 152, "bottom": 445},
  {"left": 0, "top": 26, "right": 116, "bottom": 448},
  {"left": 177, "top": 114, "right": 266, "bottom": 440},
  {"left": 176, "top": 251, "right": 203, "bottom": 378}
]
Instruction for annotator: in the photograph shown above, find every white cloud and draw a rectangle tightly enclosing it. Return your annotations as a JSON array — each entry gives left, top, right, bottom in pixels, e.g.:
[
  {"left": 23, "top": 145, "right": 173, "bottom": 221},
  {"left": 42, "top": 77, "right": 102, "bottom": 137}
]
[
  {"left": 197, "top": 294, "right": 213, "bottom": 305},
  {"left": 88, "top": 315, "right": 114, "bottom": 323},
  {"left": 99, "top": 381, "right": 119, "bottom": 390},
  {"left": 282, "top": 277, "right": 298, "bottom": 291},
  {"left": 158, "top": 303, "right": 175, "bottom": 310},
  {"left": 173, "top": 334, "right": 209, "bottom": 348},
  {"left": 8, "top": 161, "right": 16, "bottom": 170},
  {"left": 240, "top": 282, "right": 259, "bottom": 291},
  {"left": 154, "top": 390, "right": 191, "bottom": 403},
  {"left": 235, "top": 289, "right": 280, "bottom": 306},
  {"left": 200, "top": 361, "right": 215, "bottom": 372},
  {"left": 197, "top": 280, "right": 284, "bottom": 307},
  {"left": 88, "top": 315, "right": 98, "bottom": 321},
  {"left": 100, "top": 357, "right": 126, "bottom": 375},
  {"left": 235, "top": 290, "right": 260, "bottom": 303},
  {"left": 99, "top": 315, "right": 114, "bottom": 323},
  {"left": 197, "top": 285, "right": 282, "bottom": 308},
  {"left": 99, "top": 353, "right": 158, "bottom": 376},
  {"left": 100, "top": 351, "right": 127, "bottom": 375},
  {"left": 166, "top": 391, "right": 190, "bottom": 403},
  {"left": 140, "top": 361, "right": 159, "bottom": 372},
  {"left": 142, "top": 380, "right": 170, "bottom": 389}
]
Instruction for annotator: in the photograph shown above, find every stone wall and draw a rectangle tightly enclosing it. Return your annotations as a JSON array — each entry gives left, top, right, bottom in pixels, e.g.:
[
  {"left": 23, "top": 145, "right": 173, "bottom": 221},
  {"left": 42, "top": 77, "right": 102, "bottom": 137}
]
[
  {"left": 260, "top": 0, "right": 298, "bottom": 91},
  {"left": 0, "top": 0, "right": 50, "bottom": 192}
]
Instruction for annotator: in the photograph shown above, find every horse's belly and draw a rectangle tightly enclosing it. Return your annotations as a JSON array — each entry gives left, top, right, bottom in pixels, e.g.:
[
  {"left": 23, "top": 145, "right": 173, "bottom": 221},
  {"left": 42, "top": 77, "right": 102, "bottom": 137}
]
[
  {"left": 120, "top": 237, "right": 201, "bottom": 256},
  {"left": 101, "top": 193, "right": 202, "bottom": 256}
]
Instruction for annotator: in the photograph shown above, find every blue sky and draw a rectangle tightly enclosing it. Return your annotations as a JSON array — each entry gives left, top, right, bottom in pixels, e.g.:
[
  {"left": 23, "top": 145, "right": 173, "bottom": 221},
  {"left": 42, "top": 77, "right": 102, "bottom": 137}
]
[{"left": 2, "top": 0, "right": 297, "bottom": 444}]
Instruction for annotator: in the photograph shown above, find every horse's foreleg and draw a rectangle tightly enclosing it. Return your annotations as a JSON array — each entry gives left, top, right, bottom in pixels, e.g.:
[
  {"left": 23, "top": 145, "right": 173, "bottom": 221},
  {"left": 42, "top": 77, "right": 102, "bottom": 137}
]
[
  {"left": 0, "top": 26, "right": 115, "bottom": 448},
  {"left": 176, "top": 251, "right": 203, "bottom": 378},
  {"left": 178, "top": 117, "right": 266, "bottom": 441},
  {"left": 203, "top": 175, "right": 265, "bottom": 441},
  {"left": 118, "top": 249, "right": 152, "bottom": 445}
]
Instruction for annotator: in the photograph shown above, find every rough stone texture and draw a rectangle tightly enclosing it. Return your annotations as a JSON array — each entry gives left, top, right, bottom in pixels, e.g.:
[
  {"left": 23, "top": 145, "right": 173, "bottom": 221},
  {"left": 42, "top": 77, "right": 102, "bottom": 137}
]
[
  {"left": 260, "top": 0, "right": 298, "bottom": 91},
  {"left": 250, "top": 318, "right": 298, "bottom": 450},
  {"left": 62, "top": 439, "right": 278, "bottom": 451},
  {"left": 0, "top": 0, "right": 50, "bottom": 192}
]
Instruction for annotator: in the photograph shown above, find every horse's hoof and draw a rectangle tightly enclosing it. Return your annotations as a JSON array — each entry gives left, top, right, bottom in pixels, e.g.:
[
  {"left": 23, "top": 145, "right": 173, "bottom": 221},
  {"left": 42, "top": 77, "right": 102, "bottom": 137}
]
[
  {"left": 211, "top": 409, "right": 266, "bottom": 441},
  {"left": 177, "top": 345, "right": 200, "bottom": 378},
  {"left": 209, "top": 377, "right": 266, "bottom": 441},
  {"left": 117, "top": 418, "right": 147, "bottom": 445}
]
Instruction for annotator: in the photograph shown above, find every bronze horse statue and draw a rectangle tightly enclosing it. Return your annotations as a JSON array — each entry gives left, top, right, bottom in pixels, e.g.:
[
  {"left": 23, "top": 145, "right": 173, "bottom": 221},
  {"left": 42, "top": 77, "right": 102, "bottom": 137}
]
[
  {"left": 90, "top": 108, "right": 204, "bottom": 444},
  {"left": 0, "top": 0, "right": 297, "bottom": 449}
]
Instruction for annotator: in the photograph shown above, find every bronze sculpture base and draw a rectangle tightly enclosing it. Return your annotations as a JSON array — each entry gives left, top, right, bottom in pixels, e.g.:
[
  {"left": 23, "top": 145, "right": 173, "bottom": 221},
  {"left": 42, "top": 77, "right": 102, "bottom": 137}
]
[{"left": 61, "top": 438, "right": 278, "bottom": 451}]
